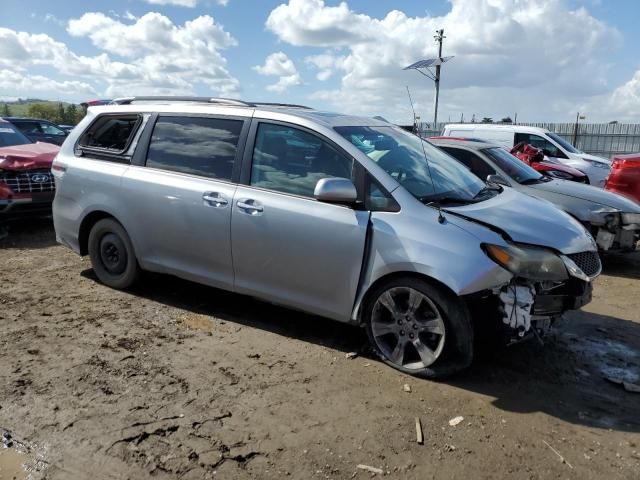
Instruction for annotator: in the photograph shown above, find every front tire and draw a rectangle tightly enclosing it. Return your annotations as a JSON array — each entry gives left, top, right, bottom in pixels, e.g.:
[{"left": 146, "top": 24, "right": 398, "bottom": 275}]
[
  {"left": 88, "top": 218, "right": 140, "bottom": 289},
  {"left": 364, "top": 277, "right": 473, "bottom": 379}
]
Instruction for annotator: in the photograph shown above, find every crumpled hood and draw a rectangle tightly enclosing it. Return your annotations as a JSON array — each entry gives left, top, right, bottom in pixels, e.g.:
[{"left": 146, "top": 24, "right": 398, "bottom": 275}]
[
  {"left": 571, "top": 152, "right": 612, "bottom": 165},
  {"left": 444, "top": 187, "right": 596, "bottom": 254},
  {"left": 532, "top": 179, "right": 640, "bottom": 212},
  {"left": 0, "top": 142, "right": 59, "bottom": 171}
]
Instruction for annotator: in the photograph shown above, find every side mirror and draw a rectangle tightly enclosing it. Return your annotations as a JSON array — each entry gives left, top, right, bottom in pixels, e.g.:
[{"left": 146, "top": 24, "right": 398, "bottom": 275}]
[
  {"left": 486, "top": 174, "right": 509, "bottom": 187},
  {"left": 314, "top": 178, "right": 358, "bottom": 204}
]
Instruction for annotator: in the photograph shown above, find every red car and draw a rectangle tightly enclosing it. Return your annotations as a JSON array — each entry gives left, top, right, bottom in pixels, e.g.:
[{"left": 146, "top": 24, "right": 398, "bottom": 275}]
[
  {"left": 0, "top": 119, "right": 59, "bottom": 220},
  {"left": 605, "top": 153, "right": 640, "bottom": 204},
  {"left": 510, "top": 142, "right": 588, "bottom": 183}
]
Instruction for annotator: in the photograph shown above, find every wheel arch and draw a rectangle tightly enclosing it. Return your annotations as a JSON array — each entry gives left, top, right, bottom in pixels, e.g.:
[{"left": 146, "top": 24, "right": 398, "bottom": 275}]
[
  {"left": 352, "top": 270, "right": 459, "bottom": 325},
  {"left": 78, "top": 210, "right": 118, "bottom": 255}
]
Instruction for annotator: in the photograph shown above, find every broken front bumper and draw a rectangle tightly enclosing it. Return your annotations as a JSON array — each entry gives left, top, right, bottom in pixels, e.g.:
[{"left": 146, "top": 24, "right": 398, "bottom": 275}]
[
  {"left": 531, "top": 279, "right": 593, "bottom": 316},
  {"left": 591, "top": 211, "right": 640, "bottom": 252}
]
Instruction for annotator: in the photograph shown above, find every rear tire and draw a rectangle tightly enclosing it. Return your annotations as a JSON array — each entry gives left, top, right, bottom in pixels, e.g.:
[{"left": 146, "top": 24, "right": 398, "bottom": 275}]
[
  {"left": 364, "top": 277, "right": 473, "bottom": 379},
  {"left": 88, "top": 218, "right": 140, "bottom": 289}
]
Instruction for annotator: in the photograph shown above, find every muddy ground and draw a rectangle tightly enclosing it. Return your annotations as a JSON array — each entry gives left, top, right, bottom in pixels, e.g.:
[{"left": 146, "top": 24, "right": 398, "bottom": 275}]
[{"left": 0, "top": 218, "right": 639, "bottom": 480}]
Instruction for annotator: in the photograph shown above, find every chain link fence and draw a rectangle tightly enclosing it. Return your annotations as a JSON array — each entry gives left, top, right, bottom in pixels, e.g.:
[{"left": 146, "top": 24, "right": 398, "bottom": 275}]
[{"left": 416, "top": 122, "right": 640, "bottom": 159}]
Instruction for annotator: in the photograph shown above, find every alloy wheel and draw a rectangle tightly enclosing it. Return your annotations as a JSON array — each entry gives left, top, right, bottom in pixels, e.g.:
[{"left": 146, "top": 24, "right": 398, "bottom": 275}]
[{"left": 371, "top": 286, "right": 446, "bottom": 370}]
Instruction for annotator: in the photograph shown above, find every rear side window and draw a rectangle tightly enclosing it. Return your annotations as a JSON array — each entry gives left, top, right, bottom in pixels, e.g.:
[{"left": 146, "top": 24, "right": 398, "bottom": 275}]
[
  {"left": 146, "top": 116, "right": 243, "bottom": 181},
  {"left": 14, "top": 121, "right": 42, "bottom": 134},
  {"left": 78, "top": 115, "right": 141, "bottom": 153},
  {"left": 440, "top": 147, "right": 496, "bottom": 181},
  {"left": 514, "top": 132, "right": 566, "bottom": 158}
]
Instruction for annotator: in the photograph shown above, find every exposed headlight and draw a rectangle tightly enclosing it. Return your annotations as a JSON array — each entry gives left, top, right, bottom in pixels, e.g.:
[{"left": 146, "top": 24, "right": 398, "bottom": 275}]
[
  {"left": 587, "top": 159, "right": 610, "bottom": 169},
  {"left": 621, "top": 213, "right": 640, "bottom": 225},
  {"left": 483, "top": 243, "right": 569, "bottom": 281}
]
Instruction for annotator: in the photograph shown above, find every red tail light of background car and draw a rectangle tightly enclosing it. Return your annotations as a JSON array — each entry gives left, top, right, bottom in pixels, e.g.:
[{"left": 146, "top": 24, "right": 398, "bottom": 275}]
[{"left": 605, "top": 154, "right": 640, "bottom": 204}]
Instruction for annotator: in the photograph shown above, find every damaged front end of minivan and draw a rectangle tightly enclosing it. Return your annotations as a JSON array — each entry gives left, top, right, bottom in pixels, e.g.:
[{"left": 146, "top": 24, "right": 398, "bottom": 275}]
[{"left": 468, "top": 242, "right": 599, "bottom": 343}]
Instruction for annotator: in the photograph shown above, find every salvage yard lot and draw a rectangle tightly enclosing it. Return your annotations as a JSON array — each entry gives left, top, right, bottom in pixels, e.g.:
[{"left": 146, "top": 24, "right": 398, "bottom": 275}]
[{"left": 1, "top": 219, "right": 639, "bottom": 479}]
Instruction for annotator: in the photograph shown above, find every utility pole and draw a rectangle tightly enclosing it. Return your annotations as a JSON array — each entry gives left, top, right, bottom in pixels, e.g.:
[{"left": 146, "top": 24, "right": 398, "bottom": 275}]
[
  {"left": 433, "top": 29, "right": 445, "bottom": 128},
  {"left": 403, "top": 30, "right": 453, "bottom": 131}
]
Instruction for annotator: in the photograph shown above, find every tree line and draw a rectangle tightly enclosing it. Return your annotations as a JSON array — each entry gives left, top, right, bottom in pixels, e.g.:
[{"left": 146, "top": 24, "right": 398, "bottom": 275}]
[{"left": 1, "top": 102, "right": 85, "bottom": 125}]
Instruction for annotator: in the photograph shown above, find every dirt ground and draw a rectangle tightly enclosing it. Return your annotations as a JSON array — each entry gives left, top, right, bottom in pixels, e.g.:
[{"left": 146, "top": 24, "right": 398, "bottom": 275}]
[{"left": 0, "top": 218, "right": 639, "bottom": 480}]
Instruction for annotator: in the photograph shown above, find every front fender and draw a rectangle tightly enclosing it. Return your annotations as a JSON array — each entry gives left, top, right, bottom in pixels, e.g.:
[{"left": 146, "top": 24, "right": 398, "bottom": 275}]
[{"left": 351, "top": 206, "right": 512, "bottom": 322}]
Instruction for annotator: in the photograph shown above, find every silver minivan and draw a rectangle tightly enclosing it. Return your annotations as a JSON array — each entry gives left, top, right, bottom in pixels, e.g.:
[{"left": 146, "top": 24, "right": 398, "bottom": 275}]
[{"left": 53, "top": 97, "right": 600, "bottom": 378}]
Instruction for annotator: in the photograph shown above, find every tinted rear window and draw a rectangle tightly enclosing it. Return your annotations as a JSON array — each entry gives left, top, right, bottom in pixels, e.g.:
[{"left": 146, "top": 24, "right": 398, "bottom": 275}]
[
  {"left": 0, "top": 122, "right": 32, "bottom": 147},
  {"left": 79, "top": 115, "right": 141, "bottom": 152},
  {"left": 146, "top": 116, "right": 243, "bottom": 181}
]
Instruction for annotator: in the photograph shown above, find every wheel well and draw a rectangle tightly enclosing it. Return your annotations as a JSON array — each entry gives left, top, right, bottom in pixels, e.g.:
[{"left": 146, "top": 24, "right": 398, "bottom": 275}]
[
  {"left": 78, "top": 211, "right": 114, "bottom": 255},
  {"left": 357, "top": 271, "right": 458, "bottom": 324}
]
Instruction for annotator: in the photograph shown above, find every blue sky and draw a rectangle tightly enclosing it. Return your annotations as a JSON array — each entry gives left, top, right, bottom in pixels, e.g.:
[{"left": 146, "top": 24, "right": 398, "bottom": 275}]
[{"left": 1, "top": 0, "right": 639, "bottom": 123}]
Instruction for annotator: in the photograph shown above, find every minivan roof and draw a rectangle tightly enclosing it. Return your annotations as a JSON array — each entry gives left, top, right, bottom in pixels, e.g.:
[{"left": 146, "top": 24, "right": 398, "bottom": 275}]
[
  {"left": 444, "top": 123, "right": 551, "bottom": 135},
  {"left": 90, "top": 99, "right": 391, "bottom": 129}
]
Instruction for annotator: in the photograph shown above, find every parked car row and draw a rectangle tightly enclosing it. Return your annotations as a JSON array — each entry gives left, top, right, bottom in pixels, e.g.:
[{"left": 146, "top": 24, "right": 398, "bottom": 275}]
[
  {"left": 48, "top": 96, "right": 608, "bottom": 379},
  {"left": 430, "top": 137, "right": 640, "bottom": 253},
  {"left": 442, "top": 124, "right": 613, "bottom": 187}
]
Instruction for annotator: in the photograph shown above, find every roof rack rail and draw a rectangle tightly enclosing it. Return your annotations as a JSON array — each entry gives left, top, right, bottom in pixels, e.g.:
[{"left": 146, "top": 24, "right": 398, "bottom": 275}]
[
  {"left": 111, "top": 96, "right": 252, "bottom": 107},
  {"left": 251, "top": 102, "right": 312, "bottom": 109},
  {"left": 109, "top": 96, "right": 313, "bottom": 109}
]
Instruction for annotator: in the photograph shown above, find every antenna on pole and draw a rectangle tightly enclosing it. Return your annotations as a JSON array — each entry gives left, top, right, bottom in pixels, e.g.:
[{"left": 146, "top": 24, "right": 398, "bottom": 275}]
[
  {"left": 403, "top": 28, "right": 452, "bottom": 131},
  {"left": 406, "top": 85, "right": 418, "bottom": 134}
]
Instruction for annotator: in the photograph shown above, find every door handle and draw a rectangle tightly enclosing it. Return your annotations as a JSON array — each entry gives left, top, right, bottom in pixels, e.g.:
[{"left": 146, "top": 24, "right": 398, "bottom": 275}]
[
  {"left": 202, "top": 192, "right": 228, "bottom": 208},
  {"left": 237, "top": 199, "right": 264, "bottom": 215}
]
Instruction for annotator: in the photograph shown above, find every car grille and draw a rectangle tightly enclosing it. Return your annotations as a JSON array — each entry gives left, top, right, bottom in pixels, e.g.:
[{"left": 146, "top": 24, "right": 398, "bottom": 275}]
[
  {"left": 567, "top": 251, "right": 601, "bottom": 278},
  {"left": 0, "top": 169, "right": 55, "bottom": 194}
]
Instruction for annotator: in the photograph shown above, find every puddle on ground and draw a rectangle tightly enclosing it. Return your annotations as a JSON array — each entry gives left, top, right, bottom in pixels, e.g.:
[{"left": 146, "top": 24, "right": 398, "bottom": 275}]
[
  {"left": 179, "top": 313, "right": 214, "bottom": 332},
  {"left": 563, "top": 333, "right": 640, "bottom": 385},
  {"left": 0, "top": 447, "right": 28, "bottom": 480}
]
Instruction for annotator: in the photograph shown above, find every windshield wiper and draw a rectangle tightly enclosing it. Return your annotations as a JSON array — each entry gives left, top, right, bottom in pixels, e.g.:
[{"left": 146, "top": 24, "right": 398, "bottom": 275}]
[
  {"left": 419, "top": 195, "right": 471, "bottom": 206},
  {"left": 520, "top": 177, "right": 543, "bottom": 185}
]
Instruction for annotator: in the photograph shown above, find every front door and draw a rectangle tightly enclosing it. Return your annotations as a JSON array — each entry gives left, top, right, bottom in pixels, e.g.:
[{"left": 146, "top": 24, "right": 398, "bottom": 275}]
[
  {"left": 121, "top": 114, "right": 245, "bottom": 289},
  {"left": 231, "top": 121, "right": 369, "bottom": 321}
]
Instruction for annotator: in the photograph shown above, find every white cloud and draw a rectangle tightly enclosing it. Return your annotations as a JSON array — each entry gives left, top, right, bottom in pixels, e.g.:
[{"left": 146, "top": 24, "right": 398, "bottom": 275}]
[
  {"left": 603, "top": 69, "right": 640, "bottom": 121},
  {"left": 144, "top": 0, "right": 229, "bottom": 6},
  {"left": 0, "top": 11, "right": 240, "bottom": 101},
  {"left": 254, "top": 52, "right": 302, "bottom": 93},
  {"left": 305, "top": 53, "right": 345, "bottom": 81},
  {"left": 145, "top": 0, "right": 199, "bottom": 7},
  {"left": 266, "top": 0, "right": 622, "bottom": 122},
  {"left": 0, "top": 69, "right": 96, "bottom": 97}
]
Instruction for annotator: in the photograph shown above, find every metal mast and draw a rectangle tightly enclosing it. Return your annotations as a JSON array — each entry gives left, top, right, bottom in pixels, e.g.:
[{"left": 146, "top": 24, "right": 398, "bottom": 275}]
[
  {"left": 403, "top": 29, "right": 453, "bottom": 130},
  {"left": 433, "top": 29, "right": 445, "bottom": 127}
]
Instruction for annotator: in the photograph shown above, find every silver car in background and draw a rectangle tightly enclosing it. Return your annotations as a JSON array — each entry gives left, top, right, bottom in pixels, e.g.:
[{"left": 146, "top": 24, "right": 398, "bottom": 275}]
[
  {"left": 53, "top": 97, "right": 599, "bottom": 378},
  {"left": 430, "top": 138, "right": 640, "bottom": 253}
]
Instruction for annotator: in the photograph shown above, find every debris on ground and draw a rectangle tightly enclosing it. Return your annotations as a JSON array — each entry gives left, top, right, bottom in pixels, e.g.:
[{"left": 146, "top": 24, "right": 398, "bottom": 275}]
[
  {"left": 448, "top": 416, "right": 464, "bottom": 426},
  {"left": 415, "top": 417, "right": 423, "bottom": 445},
  {"left": 443, "top": 444, "right": 456, "bottom": 452},
  {"left": 357, "top": 464, "right": 383, "bottom": 475},
  {"left": 542, "top": 440, "right": 574, "bottom": 469},
  {"left": 1, "top": 430, "right": 13, "bottom": 448},
  {"left": 403, "top": 384, "right": 411, "bottom": 392},
  {"left": 345, "top": 352, "right": 358, "bottom": 359}
]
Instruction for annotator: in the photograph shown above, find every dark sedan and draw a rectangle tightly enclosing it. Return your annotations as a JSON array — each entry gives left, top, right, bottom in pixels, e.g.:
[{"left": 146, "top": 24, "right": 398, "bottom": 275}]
[{"left": 3, "top": 117, "right": 68, "bottom": 146}]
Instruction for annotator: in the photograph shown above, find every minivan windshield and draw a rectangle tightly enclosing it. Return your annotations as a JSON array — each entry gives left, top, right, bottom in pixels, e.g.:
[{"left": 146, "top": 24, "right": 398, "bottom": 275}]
[
  {"left": 0, "top": 121, "right": 32, "bottom": 147},
  {"left": 547, "top": 132, "right": 582, "bottom": 154},
  {"left": 335, "top": 125, "right": 485, "bottom": 203},
  {"left": 483, "top": 147, "right": 543, "bottom": 184}
]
